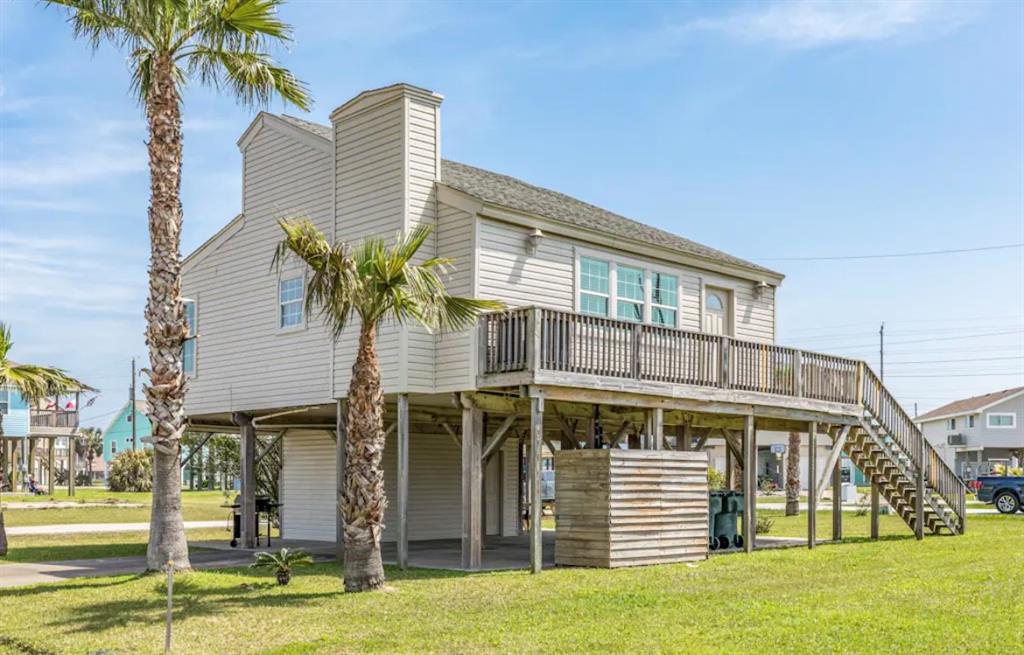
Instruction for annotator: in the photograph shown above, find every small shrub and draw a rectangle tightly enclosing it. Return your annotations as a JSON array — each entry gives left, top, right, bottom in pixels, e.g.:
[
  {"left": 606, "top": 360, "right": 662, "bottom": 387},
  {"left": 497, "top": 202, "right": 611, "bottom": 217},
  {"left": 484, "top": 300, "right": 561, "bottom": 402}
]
[
  {"left": 855, "top": 494, "right": 870, "bottom": 517},
  {"left": 708, "top": 468, "right": 726, "bottom": 491},
  {"left": 252, "top": 547, "right": 313, "bottom": 586},
  {"left": 107, "top": 450, "right": 153, "bottom": 492},
  {"left": 755, "top": 517, "right": 775, "bottom": 534}
]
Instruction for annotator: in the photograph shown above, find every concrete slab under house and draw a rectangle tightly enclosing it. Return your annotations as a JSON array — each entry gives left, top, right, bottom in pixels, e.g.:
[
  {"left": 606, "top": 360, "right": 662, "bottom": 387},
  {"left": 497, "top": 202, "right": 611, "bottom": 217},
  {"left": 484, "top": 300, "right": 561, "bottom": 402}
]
[{"left": 179, "top": 83, "right": 967, "bottom": 573}]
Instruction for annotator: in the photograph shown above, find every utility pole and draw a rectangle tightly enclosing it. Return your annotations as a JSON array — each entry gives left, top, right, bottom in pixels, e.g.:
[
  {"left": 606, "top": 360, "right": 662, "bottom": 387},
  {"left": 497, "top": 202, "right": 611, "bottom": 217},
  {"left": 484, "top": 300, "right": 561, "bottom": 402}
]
[
  {"left": 130, "top": 357, "right": 138, "bottom": 451},
  {"left": 879, "top": 322, "right": 885, "bottom": 382}
]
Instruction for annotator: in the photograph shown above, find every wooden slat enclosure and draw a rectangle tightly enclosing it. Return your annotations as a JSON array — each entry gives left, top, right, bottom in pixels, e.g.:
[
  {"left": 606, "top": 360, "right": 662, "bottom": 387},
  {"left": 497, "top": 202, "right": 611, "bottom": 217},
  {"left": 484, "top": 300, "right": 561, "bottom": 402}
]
[{"left": 554, "top": 449, "right": 709, "bottom": 568}]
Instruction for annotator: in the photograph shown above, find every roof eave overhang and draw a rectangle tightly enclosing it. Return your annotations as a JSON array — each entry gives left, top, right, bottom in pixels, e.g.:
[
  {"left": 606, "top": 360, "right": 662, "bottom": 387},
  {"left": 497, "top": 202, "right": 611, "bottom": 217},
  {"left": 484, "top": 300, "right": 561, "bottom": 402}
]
[{"left": 437, "top": 183, "right": 785, "bottom": 286}]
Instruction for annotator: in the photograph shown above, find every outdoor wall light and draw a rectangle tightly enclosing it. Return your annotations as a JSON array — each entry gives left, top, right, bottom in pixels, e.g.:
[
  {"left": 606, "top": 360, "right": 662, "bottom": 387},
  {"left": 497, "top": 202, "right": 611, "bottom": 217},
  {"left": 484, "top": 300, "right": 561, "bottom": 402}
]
[
  {"left": 526, "top": 228, "right": 544, "bottom": 255},
  {"left": 754, "top": 280, "right": 771, "bottom": 298}
]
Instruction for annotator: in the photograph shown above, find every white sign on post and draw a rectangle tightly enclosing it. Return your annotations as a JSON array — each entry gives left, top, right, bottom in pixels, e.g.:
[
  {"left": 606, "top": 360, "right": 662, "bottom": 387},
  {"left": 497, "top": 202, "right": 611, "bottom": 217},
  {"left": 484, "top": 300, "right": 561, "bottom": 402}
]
[{"left": 770, "top": 443, "right": 786, "bottom": 454}]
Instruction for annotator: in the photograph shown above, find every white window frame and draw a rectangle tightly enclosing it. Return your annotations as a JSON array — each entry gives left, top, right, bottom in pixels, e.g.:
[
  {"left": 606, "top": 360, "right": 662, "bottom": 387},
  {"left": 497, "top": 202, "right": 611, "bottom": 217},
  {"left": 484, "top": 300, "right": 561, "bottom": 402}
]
[
  {"left": 650, "top": 270, "right": 679, "bottom": 328},
  {"left": 182, "top": 298, "right": 197, "bottom": 377},
  {"left": 573, "top": 248, "right": 682, "bottom": 328},
  {"left": 0, "top": 389, "right": 8, "bottom": 415},
  {"left": 946, "top": 418, "right": 956, "bottom": 430},
  {"left": 578, "top": 256, "right": 611, "bottom": 317},
  {"left": 615, "top": 264, "right": 645, "bottom": 323},
  {"left": 986, "top": 413, "right": 1016, "bottom": 429},
  {"left": 278, "top": 273, "right": 306, "bottom": 331},
  {"left": 110, "top": 441, "right": 118, "bottom": 455},
  {"left": 968, "top": 415, "right": 975, "bottom": 428}
]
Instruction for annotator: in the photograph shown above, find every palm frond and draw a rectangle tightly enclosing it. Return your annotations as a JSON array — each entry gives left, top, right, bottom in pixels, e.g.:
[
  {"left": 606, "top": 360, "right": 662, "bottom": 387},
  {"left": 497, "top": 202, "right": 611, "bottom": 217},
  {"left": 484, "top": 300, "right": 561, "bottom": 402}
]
[
  {"left": 0, "top": 323, "right": 89, "bottom": 401},
  {"left": 185, "top": 45, "right": 309, "bottom": 109}
]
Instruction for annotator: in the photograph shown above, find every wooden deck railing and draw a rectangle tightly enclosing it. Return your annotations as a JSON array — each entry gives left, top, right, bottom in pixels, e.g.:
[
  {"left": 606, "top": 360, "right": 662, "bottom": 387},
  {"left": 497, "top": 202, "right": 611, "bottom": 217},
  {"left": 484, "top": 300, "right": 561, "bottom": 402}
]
[
  {"left": 480, "top": 306, "right": 966, "bottom": 532},
  {"left": 29, "top": 409, "right": 79, "bottom": 429}
]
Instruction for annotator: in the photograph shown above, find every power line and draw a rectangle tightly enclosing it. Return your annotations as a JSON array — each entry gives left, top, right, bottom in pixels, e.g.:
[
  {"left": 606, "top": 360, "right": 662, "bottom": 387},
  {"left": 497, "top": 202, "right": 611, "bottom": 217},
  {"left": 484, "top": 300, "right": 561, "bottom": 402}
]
[
  {"left": 757, "top": 243, "right": 1024, "bottom": 262},
  {"left": 813, "top": 329, "right": 1023, "bottom": 351},
  {"left": 884, "top": 372, "right": 1024, "bottom": 378},
  {"left": 887, "top": 355, "right": 1024, "bottom": 365},
  {"left": 781, "top": 315, "right": 1024, "bottom": 335}
]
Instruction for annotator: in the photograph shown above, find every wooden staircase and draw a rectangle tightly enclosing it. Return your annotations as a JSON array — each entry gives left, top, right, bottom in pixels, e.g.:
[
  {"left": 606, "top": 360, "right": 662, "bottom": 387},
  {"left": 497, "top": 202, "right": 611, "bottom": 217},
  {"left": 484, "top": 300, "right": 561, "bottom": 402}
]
[{"left": 851, "top": 367, "right": 966, "bottom": 535}]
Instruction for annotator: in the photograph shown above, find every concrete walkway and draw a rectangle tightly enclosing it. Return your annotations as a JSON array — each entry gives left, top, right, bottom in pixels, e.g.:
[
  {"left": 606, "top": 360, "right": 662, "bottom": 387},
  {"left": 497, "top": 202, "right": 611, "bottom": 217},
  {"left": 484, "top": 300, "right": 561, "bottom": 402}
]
[
  {"left": 4, "top": 501, "right": 145, "bottom": 509},
  {"left": 757, "top": 502, "right": 1009, "bottom": 515},
  {"left": 7, "top": 520, "right": 225, "bottom": 536}
]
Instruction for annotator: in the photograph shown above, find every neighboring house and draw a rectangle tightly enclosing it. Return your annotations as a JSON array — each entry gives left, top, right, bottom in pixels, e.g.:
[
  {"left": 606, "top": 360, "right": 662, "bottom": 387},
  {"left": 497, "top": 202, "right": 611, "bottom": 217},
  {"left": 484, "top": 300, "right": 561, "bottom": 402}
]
[
  {"left": 1, "top": 385, "right": 86, "bottom": 490},
  {"left": 916, "top": 386, "right": 1024, "bottom": 480},
  {"left": 101, "top": 400, "right": 153, "bottom": 465},
  {"left": 180, "top": 84, "right": 965, "bottom": 569}
]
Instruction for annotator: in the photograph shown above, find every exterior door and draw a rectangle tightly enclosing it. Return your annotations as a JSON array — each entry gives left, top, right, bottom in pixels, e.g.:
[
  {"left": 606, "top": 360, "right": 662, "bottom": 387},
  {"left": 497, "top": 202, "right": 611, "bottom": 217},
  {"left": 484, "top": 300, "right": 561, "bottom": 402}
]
[{"left": 703, "top": 288, "right": 730, "bottom": 335}]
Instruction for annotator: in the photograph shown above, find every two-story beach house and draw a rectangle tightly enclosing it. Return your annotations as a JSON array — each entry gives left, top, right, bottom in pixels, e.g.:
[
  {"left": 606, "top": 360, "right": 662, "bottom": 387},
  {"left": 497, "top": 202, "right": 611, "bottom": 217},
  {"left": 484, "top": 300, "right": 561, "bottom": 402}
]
[
  {"left": 181, "top": 84, "right": 965, "bottom": 571},
  {"left": 1, "top": 386, "right": 86, "bottom": 493},
  {"left": 916, "top": 386, "right": 1024, "bottom": 479}
]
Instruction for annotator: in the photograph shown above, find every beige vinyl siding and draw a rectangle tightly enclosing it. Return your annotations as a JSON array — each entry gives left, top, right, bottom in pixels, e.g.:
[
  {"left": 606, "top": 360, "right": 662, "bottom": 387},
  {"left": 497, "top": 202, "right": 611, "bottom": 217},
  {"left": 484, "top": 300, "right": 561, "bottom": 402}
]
[
  {"left": 476, "top": 217, "right": 775, "bottom": 343},
  {"left": 477, "top": 218, "right": 575, "bottom": 309},
  {"left": 280, "top": 426, "right": 519, "bottom": 542},
  {"left": 434, "top": 203, "right": 476, "bottom": 391},
  {"left": 332, "top": 97, "right": 406, "bottom": 394},
  {"left": 279, "top": 429, "right": 337, "bottom": 541},
  {"left": 403, "top": 100, "right": 441, "bottom": 392},
  {"left": 182, "top": 125, "right": 333, "bottom": 416}
]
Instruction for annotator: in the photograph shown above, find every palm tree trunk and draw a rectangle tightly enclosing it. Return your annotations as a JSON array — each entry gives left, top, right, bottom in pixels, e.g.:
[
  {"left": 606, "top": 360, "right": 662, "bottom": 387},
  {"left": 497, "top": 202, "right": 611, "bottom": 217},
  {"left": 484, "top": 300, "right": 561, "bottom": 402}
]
[
  {"left": 342, "top": 324, "right": 387, "bottom": 592},
  {"left": 143, "top": 54, "right": 191, "bottom": 572},
  {"left": 785, "top": 431, "right": 801, "bottom": 516}
]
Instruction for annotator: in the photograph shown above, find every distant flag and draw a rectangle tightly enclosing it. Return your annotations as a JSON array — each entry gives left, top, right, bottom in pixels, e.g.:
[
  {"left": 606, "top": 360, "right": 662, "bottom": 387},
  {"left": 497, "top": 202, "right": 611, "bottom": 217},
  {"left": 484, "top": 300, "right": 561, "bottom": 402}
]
[{"left": 84, "top": 396, "right": 98, "bottom": 408}]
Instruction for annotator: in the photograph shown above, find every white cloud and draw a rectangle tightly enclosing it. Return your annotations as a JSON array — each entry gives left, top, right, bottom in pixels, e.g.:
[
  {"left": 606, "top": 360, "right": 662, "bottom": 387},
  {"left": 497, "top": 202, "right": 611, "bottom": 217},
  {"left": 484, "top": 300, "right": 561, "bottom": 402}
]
[{"left": 688, "top": 1, "right": 977, "bottom": 49}]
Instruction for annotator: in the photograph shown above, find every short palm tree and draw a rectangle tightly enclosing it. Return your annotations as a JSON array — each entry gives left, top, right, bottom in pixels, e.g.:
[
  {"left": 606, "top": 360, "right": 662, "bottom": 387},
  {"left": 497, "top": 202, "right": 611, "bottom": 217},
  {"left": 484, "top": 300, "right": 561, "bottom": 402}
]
[
  {"left": 252, "top": 547, "right": 313, "bottom": 585},
  {"left": 47, "top": 0, "right": 311, "bottom": 571},
  {"left": 75, "top": 428, "right": 104, "bottom": 486},
  {"left": 0, "top": 323, "right": 86, "bottom": 556},
  {"left": 276, "top": 220, "right": 503, "bottom": 592}
]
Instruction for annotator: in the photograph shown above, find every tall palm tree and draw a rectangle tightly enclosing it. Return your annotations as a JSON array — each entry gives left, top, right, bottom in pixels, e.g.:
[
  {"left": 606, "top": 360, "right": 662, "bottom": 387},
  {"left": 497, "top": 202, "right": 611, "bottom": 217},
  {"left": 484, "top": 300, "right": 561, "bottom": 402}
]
[
  {"left": 48, "top": 0, "right": 310, "bottom": 571},
  {"left": 276, "top": 220, "right": 503, "bottom": 592},
  {"left": 76, "top": 427, "right": 104, "bottom": 486},
  {"left": 0, "top": 323, "right": 86, "bottom": 556},
  {"left": 785, "top": 431, "right": 801, "bottom": 516}
]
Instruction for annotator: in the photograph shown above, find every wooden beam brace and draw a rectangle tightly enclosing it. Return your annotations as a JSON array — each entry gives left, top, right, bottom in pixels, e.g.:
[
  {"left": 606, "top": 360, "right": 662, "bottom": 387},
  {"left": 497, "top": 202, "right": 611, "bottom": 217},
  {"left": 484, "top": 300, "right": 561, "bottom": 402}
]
[
  {"left": 723, "top": 430, "right": 745, "bottom": 470},
  {"left": 254, "top": 431, "right": 285, "bottom": 467},
  {"left": 814, "top": 425, "right": 851, "bottom": 503},
  {"left": 553, "top": 406, "right": 578, "bottom": 449},
  {"left": 441, "top": 422, "right": 461, "bottom": 448},
  {"left": 180, "top": 432, "right": 215, "bottom": 469},
  {"left": 482, "top": 415, "right": 518, "bottom": 464},
  {"left": 608, "top": 420, "right": 630, "bottom": 448}
]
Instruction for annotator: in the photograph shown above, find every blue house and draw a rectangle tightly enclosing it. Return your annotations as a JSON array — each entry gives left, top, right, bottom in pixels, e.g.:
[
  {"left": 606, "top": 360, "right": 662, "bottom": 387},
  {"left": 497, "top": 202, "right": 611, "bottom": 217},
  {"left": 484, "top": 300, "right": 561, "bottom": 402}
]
[
  {"left": 102, "top": 400, "right": 153, "bottom": 463},
  {"left": 0, "top": 387, "right": 31, "bottom": 437}
]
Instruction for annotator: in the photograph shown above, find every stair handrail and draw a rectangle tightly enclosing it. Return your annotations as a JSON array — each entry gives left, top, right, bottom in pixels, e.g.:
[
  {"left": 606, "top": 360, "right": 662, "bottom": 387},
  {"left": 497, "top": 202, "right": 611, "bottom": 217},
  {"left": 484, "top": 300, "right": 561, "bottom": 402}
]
[{"left": 860, "top": 365, "right": 966, "bottom": 532}]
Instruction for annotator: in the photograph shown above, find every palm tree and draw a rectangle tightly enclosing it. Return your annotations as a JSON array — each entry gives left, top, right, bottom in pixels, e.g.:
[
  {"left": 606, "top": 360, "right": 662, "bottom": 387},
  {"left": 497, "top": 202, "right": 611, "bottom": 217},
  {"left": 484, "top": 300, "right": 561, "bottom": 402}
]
[
  {"left": 75, "top": 428, "right": 104, "bottom": 486},
  {"left": 276, "top": 220, "right": 503, "bottom": 592},
  {"left": 0, "top": 323, "right": 86, "bottom": 556},
  {"left": 47, "top": 0, "right": 310, "bottom": 571},
  {"left": 785, "top": 431, "right": 801, "bottom": 516}
]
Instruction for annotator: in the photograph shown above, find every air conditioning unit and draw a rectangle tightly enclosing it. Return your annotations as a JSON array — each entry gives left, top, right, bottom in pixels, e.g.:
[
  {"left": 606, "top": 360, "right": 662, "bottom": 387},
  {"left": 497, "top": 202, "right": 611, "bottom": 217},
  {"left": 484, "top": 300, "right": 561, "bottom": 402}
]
[{"left": 947, "top": 433, "right": 966, "bottom": 446}]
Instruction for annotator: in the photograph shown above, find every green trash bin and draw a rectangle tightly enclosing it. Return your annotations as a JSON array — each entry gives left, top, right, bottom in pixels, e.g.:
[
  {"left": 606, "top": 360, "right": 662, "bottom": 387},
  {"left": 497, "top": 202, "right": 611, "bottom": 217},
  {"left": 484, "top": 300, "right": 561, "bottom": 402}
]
[{"left": 708, "top": 491, "right": 725, "bottom": 550}]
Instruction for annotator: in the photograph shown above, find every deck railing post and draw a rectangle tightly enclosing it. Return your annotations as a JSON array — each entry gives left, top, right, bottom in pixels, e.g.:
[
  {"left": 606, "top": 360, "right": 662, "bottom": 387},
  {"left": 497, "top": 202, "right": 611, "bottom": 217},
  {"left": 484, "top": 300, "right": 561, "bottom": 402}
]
[
  {"left": 528, "top": 307, "right": 543, "bottom": 374},
  {"left": 855, "top": 361, "right": 865, "bottom": 406},
  {"left": 719, "top": 336, "right": 731, "bottom": 389},
  {"left": 793, "top": 350, "right": 803, "bottom": 398},
  {"left": 631, "top": 323, "right": 643, "bottom": 379},
  {"left": 915, "top": 432, "right": 925, "bottom": 541},
  {"left": 477, "top": 316, "right": 489, "bottom": 377}
]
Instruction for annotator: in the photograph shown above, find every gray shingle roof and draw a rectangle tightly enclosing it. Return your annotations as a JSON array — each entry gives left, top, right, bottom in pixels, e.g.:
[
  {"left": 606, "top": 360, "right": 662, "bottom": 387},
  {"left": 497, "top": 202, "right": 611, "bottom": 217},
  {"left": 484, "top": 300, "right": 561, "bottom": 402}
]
[
  {"left": 915, "top": 386, "right": 1024, "bottom": 422},
  {"left": 277, "top": 115, "right": 780, "bottom": 278}
]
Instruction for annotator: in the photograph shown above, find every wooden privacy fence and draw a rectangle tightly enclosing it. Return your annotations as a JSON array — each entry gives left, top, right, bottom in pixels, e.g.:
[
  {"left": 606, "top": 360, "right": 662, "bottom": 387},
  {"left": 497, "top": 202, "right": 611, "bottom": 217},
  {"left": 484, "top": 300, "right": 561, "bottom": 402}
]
[{"left": 481, "top": 306, "right": 966, "bottom": 533}]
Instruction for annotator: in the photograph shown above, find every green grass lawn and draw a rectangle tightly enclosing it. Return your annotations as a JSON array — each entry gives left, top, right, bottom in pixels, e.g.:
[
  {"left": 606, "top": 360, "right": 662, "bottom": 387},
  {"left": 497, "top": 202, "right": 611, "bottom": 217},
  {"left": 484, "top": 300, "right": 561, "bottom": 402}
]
[
  {"left": 1, "top": 516, "right": 1020, "bottom": 655},
  {"left": 0, "top": 528, "right": 229, "bottom": 564},
  {"left": 2, "top": 490, "right": 232, "bottom": 526}
]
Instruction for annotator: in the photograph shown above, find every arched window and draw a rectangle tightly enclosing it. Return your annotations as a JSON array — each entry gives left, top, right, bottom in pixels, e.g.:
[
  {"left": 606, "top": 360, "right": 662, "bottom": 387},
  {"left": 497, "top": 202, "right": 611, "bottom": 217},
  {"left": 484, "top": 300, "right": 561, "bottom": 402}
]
[{"left": 706, "top": 292, "right": 724, "bottom": 312}]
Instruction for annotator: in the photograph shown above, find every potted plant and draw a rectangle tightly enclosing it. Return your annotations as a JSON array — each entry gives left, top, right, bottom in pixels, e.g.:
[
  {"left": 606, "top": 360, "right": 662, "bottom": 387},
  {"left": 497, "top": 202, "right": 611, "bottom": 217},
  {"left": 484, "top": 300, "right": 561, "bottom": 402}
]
[{"left": 251, "top": 548, "right": 313, "bottom": 586}]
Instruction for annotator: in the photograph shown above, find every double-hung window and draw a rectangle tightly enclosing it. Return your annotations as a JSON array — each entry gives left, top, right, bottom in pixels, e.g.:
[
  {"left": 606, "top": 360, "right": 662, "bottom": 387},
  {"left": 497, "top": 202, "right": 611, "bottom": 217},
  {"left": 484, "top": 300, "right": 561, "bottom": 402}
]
[
  {"left": 279, "top": 276, "right": 304, "bottom": 329},
  {"left": 651, "top": 272, "right": 678, "bottom": 327},
  {"left": 616, "top": 266, "right": 644, "bottom": 322},
  {"left": 947, "top": 418, "right": 956, "bottom": 430},
  {"left": 579, "top": 257, "right": 610, "bottom": 317},
  {"left": 0, "top": 389, "right": 8, "bottom": 415},
  {"left": 182, "top": 299, "right": 197, "bottom": 376}
]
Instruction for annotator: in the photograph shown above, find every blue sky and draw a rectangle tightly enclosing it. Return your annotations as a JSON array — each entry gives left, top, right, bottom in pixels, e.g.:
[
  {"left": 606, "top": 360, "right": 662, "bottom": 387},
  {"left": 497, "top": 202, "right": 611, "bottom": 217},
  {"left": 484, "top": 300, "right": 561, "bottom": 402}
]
[{"left": 1, "top": 0, "right": 1021, "bottom": 428}]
